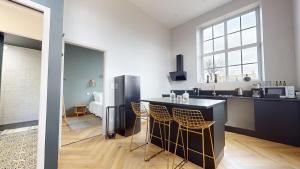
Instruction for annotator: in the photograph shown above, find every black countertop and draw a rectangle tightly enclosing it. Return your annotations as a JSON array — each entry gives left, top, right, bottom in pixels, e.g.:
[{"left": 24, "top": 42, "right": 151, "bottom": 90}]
[
  {"left": 189, "top": 95, "right": 300, "bottom": 102},
  {"left": 141, "top": 98, "right": 226, "bottom": 109},
  {"left": 168, "top": 90, "right": 300, "bottom": 102}
]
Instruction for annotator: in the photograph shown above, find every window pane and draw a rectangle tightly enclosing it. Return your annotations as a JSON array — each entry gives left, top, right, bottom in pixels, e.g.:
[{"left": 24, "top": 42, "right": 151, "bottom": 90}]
[
  {"left": 228, "top": 32, "right": 241, "bottom": 48},
  {"left": 204, "top": 69, "right": 215, "bottom": 82},
  {"left": 203, "top": 40, "right": 213, "bottom": 54},
  {"left": 242, "top": 47, "right": 258, "bottom": 64},
  {"left": 214, "top": 37, "right": 225, "bottom": 51},
  {"left": 227, "top": 17, "right": 240, "bottom": 34},
  {"left": 214, "top": 53, "right": 225, "bottom": 67},
  {"left": 243, "top": 63, "right": 259, "bottom": 80},
  {"left": 213, "top": 23, "right": 224, "bottom": 38},
  {"left": 203, "top": 27, "right": 212, "bottom": 41},
  {"left": 215, "top": 67, "right": 226, "bottom": 82},
  {"left": 228, "top": 66, "right": 242, "bottom": 81},
  {"left": 242, "top": 27, "right": 257, "bottom": 45},
  {"left": 203, "top": 55, "right": 214, "bottom": 69},
  {"left": 241, "top": 11, "right": 256, "bottom": 29},
  {"left": 228, "top": 50, "right": 241, "bottom": 66}
]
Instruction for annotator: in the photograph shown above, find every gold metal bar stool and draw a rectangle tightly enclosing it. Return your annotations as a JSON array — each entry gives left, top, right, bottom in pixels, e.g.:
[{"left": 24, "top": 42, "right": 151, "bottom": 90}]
[
  {"left": 172, "top": 108, "right": 216, "bottom": 169},
  {"left": 145, "top": 104, "right": 173, "bottom": 168},
  {"left": 130, "top": 102, "right": 149, "bottom": 161}
]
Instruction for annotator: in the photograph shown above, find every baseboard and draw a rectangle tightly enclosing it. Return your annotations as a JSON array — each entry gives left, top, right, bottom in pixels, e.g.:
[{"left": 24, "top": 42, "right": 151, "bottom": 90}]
[
  {"left": 225, "top": 125, "right": 256, "bottom": 137},
  {"left": 0, "top": 120, "right": 38, "bottom": 131}
]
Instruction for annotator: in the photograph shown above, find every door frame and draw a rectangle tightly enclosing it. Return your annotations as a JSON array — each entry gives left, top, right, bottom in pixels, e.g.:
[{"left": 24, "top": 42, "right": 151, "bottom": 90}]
[
  {"left": 7, "top": 0, "right": 51, "bottom": 169},
  {"left": 59, "top": 38, "right": 107, "bottom": 147}
]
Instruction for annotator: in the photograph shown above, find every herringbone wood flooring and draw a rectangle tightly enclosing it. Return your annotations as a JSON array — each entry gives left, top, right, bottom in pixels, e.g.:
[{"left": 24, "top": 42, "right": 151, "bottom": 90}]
[
  {"left": 61, "top": 115, "right": 102, "bottom": 146},
  {"left": 59, "top": 122, "right": 300, "bottom": 169}
]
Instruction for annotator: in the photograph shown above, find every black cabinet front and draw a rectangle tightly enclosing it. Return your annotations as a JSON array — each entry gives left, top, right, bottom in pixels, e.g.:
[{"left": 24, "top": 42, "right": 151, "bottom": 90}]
[{"left": 254, "top": 100, "right": 300, "bottom": 146}]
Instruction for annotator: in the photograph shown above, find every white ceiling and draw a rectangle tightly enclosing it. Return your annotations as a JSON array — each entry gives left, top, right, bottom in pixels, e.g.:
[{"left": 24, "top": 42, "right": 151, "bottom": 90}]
[{"left": 127, "top": 0, "right": 232, "bottom": 28}]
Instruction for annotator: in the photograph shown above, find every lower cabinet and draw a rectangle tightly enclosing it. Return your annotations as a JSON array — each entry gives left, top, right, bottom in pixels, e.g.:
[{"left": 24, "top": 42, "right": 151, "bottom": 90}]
[{"left": 254, "top": 100, "right": 300, "bottom": 147}]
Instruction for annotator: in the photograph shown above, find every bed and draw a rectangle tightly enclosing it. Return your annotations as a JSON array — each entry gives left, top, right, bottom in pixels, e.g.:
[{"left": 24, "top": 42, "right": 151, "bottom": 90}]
[{"left": 88, "top": 92, "right": 103, "bottom": 118}]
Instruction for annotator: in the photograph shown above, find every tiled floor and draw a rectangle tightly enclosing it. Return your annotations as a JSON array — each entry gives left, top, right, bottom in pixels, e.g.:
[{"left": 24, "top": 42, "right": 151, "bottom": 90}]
[{"left": 0, "top": 126, "right": 38, "bottom": 169}]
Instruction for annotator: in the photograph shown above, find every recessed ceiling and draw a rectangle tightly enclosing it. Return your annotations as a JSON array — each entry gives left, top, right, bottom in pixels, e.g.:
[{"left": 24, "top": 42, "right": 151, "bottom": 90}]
[
  {"left": 3, "top": 32, "right": 42, "bottom": 50},
  {"left": 127, "top": 0, "right": 232, "bottom": 28}
]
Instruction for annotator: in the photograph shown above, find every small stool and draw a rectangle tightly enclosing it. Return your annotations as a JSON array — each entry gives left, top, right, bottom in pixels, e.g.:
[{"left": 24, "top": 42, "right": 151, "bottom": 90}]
[
  {"left": 146, "top": 104, "right": 173, "bottom": 168},
  {"left": 172, "top": 108, "right": 216, "bottom": 169},
  {"left": 74, "top": 105, "right": 87, "bottom": 117},
  {"left": 130, "top": 102, "right": 149, "bottom": 161}
]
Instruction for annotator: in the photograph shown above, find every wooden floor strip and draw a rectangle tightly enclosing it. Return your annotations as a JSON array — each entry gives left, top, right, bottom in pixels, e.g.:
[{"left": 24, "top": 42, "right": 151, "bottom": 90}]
[{"left": 59, "top": 123, "right": 300, "bottom": 169}]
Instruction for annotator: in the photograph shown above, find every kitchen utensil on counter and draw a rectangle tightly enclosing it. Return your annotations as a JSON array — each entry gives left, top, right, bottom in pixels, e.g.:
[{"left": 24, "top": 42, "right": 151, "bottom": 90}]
[{"left": 235, "top": 88, "right": 243, "bottom": 96}]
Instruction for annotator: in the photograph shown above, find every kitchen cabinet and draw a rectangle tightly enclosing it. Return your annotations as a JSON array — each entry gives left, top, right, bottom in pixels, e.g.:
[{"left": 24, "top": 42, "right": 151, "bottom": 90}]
[{"left": 254, "top": 99, "right": 300, "bottom": 146}]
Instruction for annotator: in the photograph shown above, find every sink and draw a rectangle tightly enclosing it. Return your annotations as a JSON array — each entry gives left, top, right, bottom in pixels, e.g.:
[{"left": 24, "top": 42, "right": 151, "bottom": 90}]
[{"left": 218, "top": 95, "right": 233, "bottom": 97}]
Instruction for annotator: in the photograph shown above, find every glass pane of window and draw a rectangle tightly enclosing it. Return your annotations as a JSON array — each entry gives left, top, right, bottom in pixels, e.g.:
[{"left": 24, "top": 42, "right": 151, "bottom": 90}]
[
  {"left": 227, "top": 17, "right": 240, "bottom": 34},
  {"left": 204, "top": 69, "right": 215, "bottom": 82},
  {"left": 213, "top": 23, "right": 224, "bottom": 38},
  {"left": 203, "top": 40, "right": 213, "bottom": 54},
  {"left": 228, "top": 32, "right": 241, "bottom": 48},
  {"left": 242, "top": 47, "right": 258, "bottom": 64},
  {"left": 241, "top": 11, "right": 256, "bottom": 29},
  {"left": 203, "top": 27, "right": 212, "bottom": 41},
  {"left": 243, "top": 63, "right": 259, "bottom": 80},
  {"left": 214, "top": 37, "right": 225, "bottom": 51},
  {"left": 228, "top": 66, "right": 242, "bottom": 81},
  {"left": 242, "top": 27, "right": 257, "bottom": 45},
  {"left": 228, "top": 50, "right": 241, "bottom": 66},
  {"left": 203, "top": 55, "right": 214, "bottom": 69},
  {"left": 214, "top": 53, "right": 225, "bottom": 67},
  {"left": 215, "top": 67, "right": 226, "bottom": 82}
]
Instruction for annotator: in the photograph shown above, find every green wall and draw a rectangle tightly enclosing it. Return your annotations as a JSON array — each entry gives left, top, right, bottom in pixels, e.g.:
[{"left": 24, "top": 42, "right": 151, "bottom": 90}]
[{"left": 64, "top": 44, "right": 104, "bottom": 115}]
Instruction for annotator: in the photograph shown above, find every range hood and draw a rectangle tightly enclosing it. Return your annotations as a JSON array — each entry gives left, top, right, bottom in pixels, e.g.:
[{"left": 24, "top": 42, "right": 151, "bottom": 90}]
[{"left": 169, "top": 54, "right": 187, "bottom": 81}]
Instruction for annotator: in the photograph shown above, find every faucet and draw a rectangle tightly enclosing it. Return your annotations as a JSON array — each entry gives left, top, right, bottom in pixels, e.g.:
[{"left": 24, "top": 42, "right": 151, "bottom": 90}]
[{"left": 212, "top": 84, "right": 217, "bottom": 96}]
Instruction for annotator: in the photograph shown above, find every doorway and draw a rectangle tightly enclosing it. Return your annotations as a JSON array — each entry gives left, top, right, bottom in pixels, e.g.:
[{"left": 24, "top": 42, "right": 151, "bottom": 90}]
[
  {"left": 61, "top": 42, "right": 105, "bottom": 146},
  {"left": 0, "top": 0, "right": 50, "bottom": 169}
]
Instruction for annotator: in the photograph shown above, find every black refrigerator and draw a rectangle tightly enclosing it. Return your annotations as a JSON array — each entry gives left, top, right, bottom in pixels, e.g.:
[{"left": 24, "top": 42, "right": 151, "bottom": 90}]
[{"left": 114, "top": 75, "right": 141, "bottom": 137}]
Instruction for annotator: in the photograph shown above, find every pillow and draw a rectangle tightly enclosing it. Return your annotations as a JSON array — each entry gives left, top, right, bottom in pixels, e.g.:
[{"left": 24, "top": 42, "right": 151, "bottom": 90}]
[{"left": 93, "top": 92, "right": 102, "bottom": 103}]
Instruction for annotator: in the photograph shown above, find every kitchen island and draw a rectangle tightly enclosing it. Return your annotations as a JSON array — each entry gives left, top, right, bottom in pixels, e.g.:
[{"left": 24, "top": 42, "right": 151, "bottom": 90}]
[{"left": 142, "top": 98, "right": 226, "bottom": 169}]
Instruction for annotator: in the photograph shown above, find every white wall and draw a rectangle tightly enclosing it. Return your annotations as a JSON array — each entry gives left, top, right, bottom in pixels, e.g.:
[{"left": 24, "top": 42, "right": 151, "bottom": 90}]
[
  {"left": 294, "top": 0, "right": 300, "bottom": 89},
  {"left": 0, "top": 45, "right": 41, "bottom": 125},
  {"left": 63, "top": 0, "right": 171, "bottom": 104},
  {"left": 261, "top": 0, "right": 296, "bottom": 87},
  {"left": 170, "top": 0, "right": 297, "bottom": 90}
]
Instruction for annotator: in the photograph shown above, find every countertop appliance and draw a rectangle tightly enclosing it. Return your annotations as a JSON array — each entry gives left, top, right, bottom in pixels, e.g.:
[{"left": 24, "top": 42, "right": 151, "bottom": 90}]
[
  {"left": 114, "top": 75, "right": 141, "bottom": 137},
  {"left": 264, "top": 86, "right": 295, "bottom": 98},
  {"left": 251, "top": 88, "right": 264, "bottom": 98},
  {"left": 235, "top": 88, "right": 243, "bottom": 96}
]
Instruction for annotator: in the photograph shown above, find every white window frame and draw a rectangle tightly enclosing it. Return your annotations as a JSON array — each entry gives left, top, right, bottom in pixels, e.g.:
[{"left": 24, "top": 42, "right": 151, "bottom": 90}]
[{"left": 200, "top": 7, "right": 263, "bottom": 83}]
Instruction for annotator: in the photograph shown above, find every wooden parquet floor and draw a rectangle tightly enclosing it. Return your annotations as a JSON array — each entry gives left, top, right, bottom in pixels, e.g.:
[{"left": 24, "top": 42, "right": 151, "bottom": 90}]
[
  {"left": 61, "top": 115, "right": 102, "bottom": 146},
  {"left": 59, "top": 123, "right": 300, "bottom": 169}
]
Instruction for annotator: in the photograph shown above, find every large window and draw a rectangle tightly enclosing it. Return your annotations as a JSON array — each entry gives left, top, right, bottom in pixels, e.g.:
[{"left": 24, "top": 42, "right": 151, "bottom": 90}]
[{"left": 201, "top": 9, "right": 262, "bottom": 82}]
